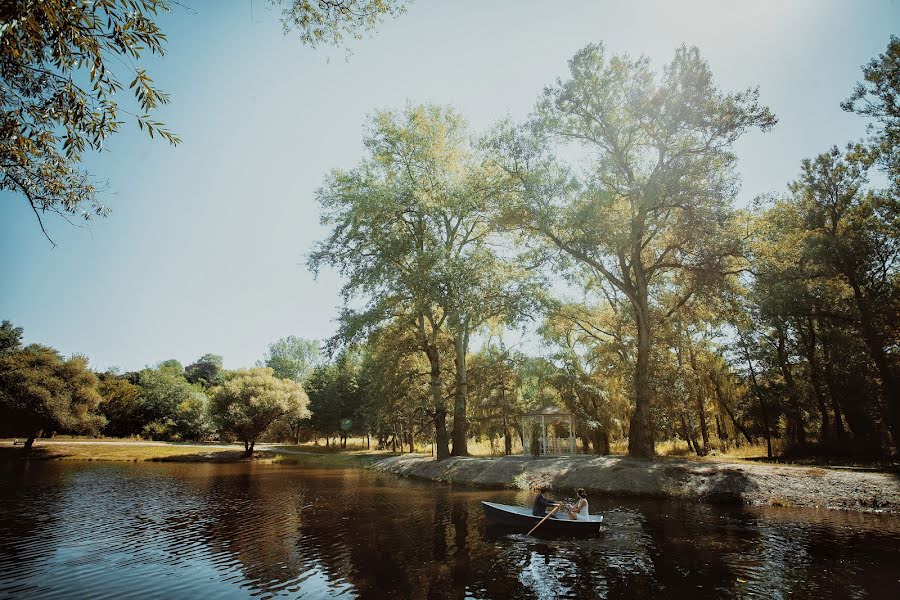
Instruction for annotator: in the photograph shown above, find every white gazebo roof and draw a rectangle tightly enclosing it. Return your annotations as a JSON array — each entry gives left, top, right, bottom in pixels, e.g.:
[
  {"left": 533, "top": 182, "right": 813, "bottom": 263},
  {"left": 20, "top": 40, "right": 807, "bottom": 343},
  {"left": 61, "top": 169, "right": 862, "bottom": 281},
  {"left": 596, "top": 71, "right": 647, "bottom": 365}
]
[{"left": 523, "top": 405, "right": 570, "bottom": 417}]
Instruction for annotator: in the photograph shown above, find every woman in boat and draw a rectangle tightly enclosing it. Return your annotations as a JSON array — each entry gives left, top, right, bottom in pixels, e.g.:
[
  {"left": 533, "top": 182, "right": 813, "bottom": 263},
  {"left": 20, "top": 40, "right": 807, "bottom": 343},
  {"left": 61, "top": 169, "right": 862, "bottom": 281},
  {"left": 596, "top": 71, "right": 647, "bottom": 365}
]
[{"left": 566, "top": 488, "right": 589, "bottom": 520}]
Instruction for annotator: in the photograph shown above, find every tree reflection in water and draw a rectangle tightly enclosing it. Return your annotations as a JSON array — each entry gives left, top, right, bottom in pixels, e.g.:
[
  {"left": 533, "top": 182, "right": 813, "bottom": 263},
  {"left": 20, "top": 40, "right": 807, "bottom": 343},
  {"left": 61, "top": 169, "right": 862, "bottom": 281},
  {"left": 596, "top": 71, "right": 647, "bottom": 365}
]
[{"left": 1, "top": 462, "right": 900, "bottom": 599}]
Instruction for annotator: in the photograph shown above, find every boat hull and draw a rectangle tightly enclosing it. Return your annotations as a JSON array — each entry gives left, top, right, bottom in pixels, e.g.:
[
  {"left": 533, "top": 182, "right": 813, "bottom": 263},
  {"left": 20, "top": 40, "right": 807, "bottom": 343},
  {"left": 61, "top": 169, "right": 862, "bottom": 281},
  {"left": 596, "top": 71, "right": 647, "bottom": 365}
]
[{"left": 481, "top": 501, "right": 604, "bottom": 535}]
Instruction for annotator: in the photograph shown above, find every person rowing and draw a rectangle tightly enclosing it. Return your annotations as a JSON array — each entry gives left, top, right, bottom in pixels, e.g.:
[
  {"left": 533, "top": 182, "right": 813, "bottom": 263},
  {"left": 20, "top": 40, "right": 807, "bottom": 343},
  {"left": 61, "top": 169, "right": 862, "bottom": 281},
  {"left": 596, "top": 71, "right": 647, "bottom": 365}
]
[{"left": 531, "top": 485, "right": 560, "bottom": 517}]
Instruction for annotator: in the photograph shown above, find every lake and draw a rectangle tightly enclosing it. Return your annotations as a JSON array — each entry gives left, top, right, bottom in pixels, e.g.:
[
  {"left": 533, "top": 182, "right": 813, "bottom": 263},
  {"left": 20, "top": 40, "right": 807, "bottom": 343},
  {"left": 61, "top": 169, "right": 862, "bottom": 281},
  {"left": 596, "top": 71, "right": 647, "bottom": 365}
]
[{"left": 1, "top": 461, "right": 898, "bottom": 599}]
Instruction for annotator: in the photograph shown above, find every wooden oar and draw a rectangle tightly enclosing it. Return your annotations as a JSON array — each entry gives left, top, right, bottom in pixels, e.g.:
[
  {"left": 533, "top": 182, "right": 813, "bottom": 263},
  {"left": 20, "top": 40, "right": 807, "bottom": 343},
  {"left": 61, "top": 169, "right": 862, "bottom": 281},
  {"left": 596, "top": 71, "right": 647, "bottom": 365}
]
[{"left": 527, "top": 503, "right": 561, "bottom": 536}]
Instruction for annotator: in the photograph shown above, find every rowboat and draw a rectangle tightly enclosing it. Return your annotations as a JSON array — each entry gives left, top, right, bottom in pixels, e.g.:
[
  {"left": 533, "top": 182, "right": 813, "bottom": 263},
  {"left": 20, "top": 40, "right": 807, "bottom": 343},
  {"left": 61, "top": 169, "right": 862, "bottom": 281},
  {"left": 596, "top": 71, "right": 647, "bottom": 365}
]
[{"left": 481, "top": 501, "right": 604, "bottom": 535}]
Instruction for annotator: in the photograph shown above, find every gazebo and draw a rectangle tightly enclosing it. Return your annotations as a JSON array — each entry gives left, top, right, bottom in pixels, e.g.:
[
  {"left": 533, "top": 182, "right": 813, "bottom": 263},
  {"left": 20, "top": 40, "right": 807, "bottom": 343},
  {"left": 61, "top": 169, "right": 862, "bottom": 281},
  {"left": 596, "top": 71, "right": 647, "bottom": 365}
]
[{"left": 521, "top": 406, "right": 575, "bottom": 456}]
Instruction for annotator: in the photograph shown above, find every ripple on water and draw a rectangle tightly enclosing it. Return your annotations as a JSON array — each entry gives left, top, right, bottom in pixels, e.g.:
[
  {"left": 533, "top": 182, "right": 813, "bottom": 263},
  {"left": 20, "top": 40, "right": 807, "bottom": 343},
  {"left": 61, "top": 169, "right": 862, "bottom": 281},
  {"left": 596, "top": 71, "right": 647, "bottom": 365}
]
[{"left": 1, "top": 461, "right": 899, "bottom": 599}]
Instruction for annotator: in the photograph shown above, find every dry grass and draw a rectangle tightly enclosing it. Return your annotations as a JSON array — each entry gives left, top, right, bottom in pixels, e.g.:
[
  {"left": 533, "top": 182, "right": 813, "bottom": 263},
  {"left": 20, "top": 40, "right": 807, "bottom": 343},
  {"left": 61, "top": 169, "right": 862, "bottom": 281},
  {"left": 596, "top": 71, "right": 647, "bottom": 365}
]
[{"left": 0, "top": 441, "right": 248, "bottom": 462}]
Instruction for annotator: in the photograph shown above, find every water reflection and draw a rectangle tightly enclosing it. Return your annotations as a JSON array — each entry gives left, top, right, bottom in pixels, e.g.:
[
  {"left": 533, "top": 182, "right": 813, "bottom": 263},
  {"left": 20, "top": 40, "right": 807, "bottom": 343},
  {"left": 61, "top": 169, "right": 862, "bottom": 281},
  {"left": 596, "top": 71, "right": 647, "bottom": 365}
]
[{"left": 1, "top": 461, "right": 899, "bottom": 599}]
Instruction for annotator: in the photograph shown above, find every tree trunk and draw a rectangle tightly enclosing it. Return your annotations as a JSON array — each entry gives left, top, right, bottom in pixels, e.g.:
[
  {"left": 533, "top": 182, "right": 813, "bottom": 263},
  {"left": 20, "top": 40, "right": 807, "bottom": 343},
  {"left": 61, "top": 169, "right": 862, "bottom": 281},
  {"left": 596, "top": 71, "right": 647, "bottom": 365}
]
[
  {"left": 777, "top": 330, "right": 806, "bottom": 447},
  {"left": 820, "top": 333, "right": 846, "bottom": 439},
  {"left": 688, "top": 346, "right": 710, "bottom": 454},
  {"left": 451, "top": 329, "right": 470, "bottom": 456},
  {"left": 628, "top": 304, "right": 655, "bottom": 457},
  {"left": 849, "top": 282, "right": 900, "bottom": 445},
  {"left": 799, "top": 316, "right": 831, "bottom": 443},
  {"left": 591, "top": 428, "right": 609, "bottom": 455},
  {"left": 708, "top": 370, "right": 752, "bottom": 445},
  {"left": 24, "top": 434, "right": 36, "bottom": 451},
  {"left": 740, "top": 333, "right": 772, "bottom": 458},
  {"left": 422, "top": 332, "right": 450, "bottom": 460},
  {"left": 680, "top": 414, "right": 697, "bottom": 455}
]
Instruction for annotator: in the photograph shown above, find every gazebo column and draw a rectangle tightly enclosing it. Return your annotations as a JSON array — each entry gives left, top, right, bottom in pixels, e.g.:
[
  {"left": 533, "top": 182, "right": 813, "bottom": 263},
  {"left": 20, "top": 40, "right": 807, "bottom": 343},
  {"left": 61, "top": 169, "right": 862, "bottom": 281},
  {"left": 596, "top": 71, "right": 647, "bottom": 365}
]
[
  {"left": 541, "top": 415, "right": 546, "bottom": 456},
  {"left": 569, "top": 414, "right": 575, "bottom": 454}
]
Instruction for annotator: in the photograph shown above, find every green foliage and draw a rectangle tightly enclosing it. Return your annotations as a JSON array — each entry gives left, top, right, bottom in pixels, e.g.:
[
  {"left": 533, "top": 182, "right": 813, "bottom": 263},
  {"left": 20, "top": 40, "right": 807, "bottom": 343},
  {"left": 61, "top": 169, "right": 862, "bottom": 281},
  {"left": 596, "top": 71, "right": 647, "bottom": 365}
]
[
  {"left": 0, "top": 0, "right": 179, "bottom": 242},
  {"left": 0, "top": 343, "right": 105, "bottom": 445},
  {"left": 97, "top": 374, "right": 143, "bottom": 438},
  {"left": 137, "top": 363, "right": 210, "bottom": 441},
  {"left": 0, "top": 320, "right": 24, "bottom": 354},
  {"left": 842, "top": 35, "right": 899, "bottom": 192},
  {"left": 260, "top": 336, "right": 321, "bottom": 382},
  {"left": 209, "top": 367, "right": 308, "bottom": 452},
  {"left": 185, "top": 354, "right": 225, "bottom": 387},
  {"left": 306, "top": 354, "right": 363, "bottom": 445},
  {"left": 311, "top": 102, "right": 540, "bottom": 457},
  {"left": 487, "top": 43, "right": 775, "bottom": 457},
  {"left": 278, "top": 0, "right": 408, "bottom": 51}
]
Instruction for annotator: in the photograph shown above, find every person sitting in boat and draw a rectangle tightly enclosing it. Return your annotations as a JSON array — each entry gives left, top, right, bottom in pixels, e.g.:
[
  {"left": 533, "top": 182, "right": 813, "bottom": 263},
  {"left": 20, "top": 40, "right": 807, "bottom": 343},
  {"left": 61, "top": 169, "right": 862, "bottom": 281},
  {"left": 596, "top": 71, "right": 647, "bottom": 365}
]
[
  {"left": 531, "top": 486, "right": 559, "bottom": 517},
  {"left": 565, "top": 488, "right": 589, "bottom": 520}
]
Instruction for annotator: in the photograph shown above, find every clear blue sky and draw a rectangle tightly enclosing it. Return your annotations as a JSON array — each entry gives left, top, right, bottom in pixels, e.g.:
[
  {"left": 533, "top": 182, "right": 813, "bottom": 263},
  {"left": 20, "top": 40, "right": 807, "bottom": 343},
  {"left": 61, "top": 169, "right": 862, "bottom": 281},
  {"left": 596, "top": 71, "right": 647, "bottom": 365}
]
[{"left": 1, "top": 0, "right": 896, "bottom": 372}]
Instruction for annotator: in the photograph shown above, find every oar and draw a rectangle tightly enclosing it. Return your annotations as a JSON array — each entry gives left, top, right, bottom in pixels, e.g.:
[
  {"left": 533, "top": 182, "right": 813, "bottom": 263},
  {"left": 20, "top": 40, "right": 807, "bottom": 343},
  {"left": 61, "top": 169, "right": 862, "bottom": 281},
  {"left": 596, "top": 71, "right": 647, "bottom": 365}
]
[{"left": 527, "top": 503, "right": 561, "bottom": 536}]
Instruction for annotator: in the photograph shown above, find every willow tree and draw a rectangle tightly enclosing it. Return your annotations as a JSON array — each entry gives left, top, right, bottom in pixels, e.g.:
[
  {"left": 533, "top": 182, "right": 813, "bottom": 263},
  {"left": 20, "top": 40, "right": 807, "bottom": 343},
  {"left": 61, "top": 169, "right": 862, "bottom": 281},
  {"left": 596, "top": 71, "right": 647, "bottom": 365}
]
[
  {"left": 488, "top": 44, "right": 776, "bottom": 456},
  {"left": 311, "top": 104, "right": 532, "bottom": 458}
]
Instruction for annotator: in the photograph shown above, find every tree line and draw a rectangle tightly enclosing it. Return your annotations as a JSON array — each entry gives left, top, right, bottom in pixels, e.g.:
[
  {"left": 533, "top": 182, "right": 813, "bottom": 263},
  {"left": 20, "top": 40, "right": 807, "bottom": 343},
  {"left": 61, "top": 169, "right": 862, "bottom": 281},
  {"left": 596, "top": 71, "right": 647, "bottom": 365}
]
[
  {"left": 0, "top": 323, "right": 312, "bottom": 454},
  {"left": 2, "top": 37, "right": 896, "bottom": 461},
  {"left": 309, "top": 38, "right": 898, "bottom": 460}
]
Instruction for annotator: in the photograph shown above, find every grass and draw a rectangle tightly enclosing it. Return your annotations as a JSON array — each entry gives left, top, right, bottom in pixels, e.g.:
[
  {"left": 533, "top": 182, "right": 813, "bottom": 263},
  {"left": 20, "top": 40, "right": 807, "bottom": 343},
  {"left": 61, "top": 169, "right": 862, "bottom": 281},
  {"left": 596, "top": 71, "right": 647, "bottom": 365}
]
[
  {"left": 0, "top": 440, "right": 253, "bottom": 462},
  {"left": 0, "top": 438, "right": 401, "bottom": 467}
]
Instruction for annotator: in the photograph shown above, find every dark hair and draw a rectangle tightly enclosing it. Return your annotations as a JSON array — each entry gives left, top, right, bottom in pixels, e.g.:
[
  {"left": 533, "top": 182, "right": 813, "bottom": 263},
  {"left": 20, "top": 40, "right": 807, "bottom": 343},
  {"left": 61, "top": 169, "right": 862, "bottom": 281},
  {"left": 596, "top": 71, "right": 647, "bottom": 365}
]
[{"left": 576, "top": 488, "right": 586, "bottom": 498}]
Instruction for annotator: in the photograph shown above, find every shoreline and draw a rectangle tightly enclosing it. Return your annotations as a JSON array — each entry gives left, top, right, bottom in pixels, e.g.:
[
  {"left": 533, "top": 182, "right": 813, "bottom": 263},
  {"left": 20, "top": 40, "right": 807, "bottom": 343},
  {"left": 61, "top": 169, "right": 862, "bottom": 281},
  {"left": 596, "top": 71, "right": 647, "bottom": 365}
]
[
  {"left": 5, "top": 440, "right": 899, "bottom": 514},
  {"left": 370, "top": 454, "right": 900, "bottom": 514}
]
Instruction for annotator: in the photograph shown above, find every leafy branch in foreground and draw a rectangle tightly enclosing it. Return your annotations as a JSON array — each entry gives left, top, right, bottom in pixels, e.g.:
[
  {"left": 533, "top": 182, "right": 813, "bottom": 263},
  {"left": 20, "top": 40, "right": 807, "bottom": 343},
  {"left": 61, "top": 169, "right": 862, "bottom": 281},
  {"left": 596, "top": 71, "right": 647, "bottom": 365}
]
[{"left": 0, "top": 0, "right": 180, "bottom": 244}]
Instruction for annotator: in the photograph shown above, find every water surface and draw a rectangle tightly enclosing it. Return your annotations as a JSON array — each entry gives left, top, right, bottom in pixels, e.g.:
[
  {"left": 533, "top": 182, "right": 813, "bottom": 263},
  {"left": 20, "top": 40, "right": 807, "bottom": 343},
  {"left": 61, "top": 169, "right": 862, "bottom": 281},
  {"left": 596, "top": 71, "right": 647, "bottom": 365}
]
[{"left": 1, "top": 461, "right": 898, "bottom": 599}]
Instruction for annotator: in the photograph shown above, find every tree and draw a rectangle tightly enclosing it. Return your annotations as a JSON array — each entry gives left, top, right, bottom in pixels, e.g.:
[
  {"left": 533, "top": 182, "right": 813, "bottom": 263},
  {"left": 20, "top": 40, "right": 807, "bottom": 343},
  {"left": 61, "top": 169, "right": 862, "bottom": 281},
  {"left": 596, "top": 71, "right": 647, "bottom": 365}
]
[
  {"left": 0, "top": 320, "right": 24, "bottom": 354},
  {"left": 97, "top": 373, "right": 144, "bottom": 438},
  {"left": 209, "top": 367, "right": 307, "bottom": 455},
  {"left": 0, "top": 0, "right": 179, "bottom": 242},
  {"left": 185, "top": 353, "right": 225, "bottom": 387},
  {"left": 137, "top": 362, "right": 210, "bottom": 440},
  {"left": 306, "top": 353, "right": 363, "bottom": 448},
  {"left": 279, "top": 0, "right": 408, "bottom": 51},
  {"left": 357, "top": 323, "right": 434, "bottom": 452},
  {"left": 1, "top": 0, "right": 409, "bottom": 242},
  {"left": 260, "top": 336, "right": 321, "bottom": 382},
  {"left": 0, "top": 344, "right": 105, "bottom": 449},
  {"left": 753, "top": 147, "right": 899, "bottom": 446},
  {"left": 842, "top": 35, "right": 899, "bottom": 194},
  {"left": 487, "top": 43, "right": 776, "bottom": 456},
  {"left": 311, "top": 103, "right": 535, "bottom": 458}
]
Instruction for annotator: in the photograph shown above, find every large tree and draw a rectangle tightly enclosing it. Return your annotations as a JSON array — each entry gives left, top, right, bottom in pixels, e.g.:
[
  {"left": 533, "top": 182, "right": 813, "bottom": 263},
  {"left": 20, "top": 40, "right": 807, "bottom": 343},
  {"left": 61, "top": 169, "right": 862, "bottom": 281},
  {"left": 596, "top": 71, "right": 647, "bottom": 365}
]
[
  {"left": 487, "top": 44, "right": 776, "bottom": 456},
  {"left": 209, "top": 367, "right": 307, "bottom": 455},
  {"left": 311, "top": 104, "right": 532, "bottom": 458},
  {"left": 260, "top": 336, "right": 322, "bottom": 383},
  {"left": 185, "top": 353, "right": 225, "bottom": 387},
  {"left": 0, "top": 344, "right": 105, "bottom": 449},
  {"left": 137, "top": 361, "right": 210, "bottom": 440}
]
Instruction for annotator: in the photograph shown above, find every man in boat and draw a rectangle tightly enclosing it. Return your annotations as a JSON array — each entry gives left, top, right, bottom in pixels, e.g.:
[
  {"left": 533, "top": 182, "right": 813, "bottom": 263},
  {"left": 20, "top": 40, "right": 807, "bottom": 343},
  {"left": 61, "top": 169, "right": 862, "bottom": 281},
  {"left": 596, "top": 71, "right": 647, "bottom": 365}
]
[{"left": 531, "top": 486, "right": 560, "bottom": 517}]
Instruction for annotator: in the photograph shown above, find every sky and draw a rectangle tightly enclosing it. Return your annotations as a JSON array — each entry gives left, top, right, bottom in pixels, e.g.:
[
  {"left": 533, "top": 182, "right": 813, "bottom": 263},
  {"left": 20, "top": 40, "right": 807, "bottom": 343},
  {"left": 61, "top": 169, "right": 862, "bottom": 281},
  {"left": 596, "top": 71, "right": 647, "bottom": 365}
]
[{"left": 1, "top": 0, "right": 897, "bottom": 372}]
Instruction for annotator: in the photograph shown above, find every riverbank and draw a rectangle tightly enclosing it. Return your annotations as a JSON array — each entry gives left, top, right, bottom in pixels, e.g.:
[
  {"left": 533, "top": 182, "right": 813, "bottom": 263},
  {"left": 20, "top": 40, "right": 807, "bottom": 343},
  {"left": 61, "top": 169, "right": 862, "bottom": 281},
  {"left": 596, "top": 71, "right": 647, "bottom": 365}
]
[
  {"left": 371, "top": 454, "right": 900, "bottom": 513},
  {"left": 0, "top": 439, "right": 385, "bottom": 468}
]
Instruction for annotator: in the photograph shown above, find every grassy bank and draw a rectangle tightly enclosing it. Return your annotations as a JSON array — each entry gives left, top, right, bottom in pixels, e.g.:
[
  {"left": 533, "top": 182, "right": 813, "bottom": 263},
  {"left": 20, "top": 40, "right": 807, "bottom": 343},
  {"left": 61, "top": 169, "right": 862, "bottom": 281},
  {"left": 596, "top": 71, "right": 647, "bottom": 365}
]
[{"left": 0, "top": 438, "right": 393, "bottom": 467}]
